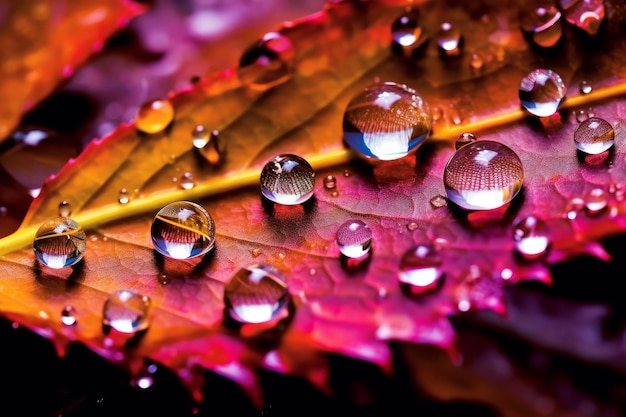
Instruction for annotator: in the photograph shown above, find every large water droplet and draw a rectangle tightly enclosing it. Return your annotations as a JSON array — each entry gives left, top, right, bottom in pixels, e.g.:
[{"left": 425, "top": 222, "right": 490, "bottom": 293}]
[
  {"left": 224, "top": 264, "right": 289, "bottom": 324},
  {"left": 260, "top": 154, "right": 315, "bottom": 205},
  {"left": 135, "top": 99, "right": 174, "bottom": 134},
  {"left": 61, "top": 305, "right": 77, "bottom": 326},
  {"left": 398, "top": 244, "right": 443, "bottom": 295},
  {"left": 559, "top": 0, "right": 605, "bottom": 36},
  {"left": 151, "top": 201, "right": 216, "bottom": 259},
  {"left": 192, "top": 126, "right": 222, "bottom": 164},
  {"left": 436, "top": 22, "right": 463, "bottom": 57},
  {"left": 342, "top": 81, "right": 432, "bottom": 161},
  {"left": 336, "top": 219, "right": 373, "bottom": 259},
  {"left": 512, "top": 215, "right": 550, "bottom": 259},
  {"left": 519, "top": 68, "right": 566, "bottom": 117},
  {"left": 444, "top": 140, "right": 524, "bottom": 211},
  {"left": 33, "top": 217, "right": 86, "bottom": 268},
  {"left": 237, "top": 31, "right": 294, "bottom": 90},
  {"left": 102, "top": 289, "right": 151, "bottom": 334},
  {"left": 574, "top": 116, "right": 614, "bottom": 155},
  {"left": 519, "top": 3, "right": 563, "bottom": 48}
]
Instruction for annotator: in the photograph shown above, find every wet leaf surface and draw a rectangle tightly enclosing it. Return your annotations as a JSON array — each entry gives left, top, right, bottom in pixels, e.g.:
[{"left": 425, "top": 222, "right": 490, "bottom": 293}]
[{"left": 1, "top": 0, "right": 626, "bottom": 415}]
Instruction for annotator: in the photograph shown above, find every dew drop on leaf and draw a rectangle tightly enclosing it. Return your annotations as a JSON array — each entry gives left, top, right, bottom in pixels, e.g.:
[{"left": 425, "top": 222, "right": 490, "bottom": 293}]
[
  {"left": 436, "top": 22, "right": 463, "bottom": 57},
  {"left": 323, "top": 175, "right": 337, "bottom": 190},
  {"left": 33, "top": 216, "right": 86, "bottom": 269},
  {"left": 574, "top": 116, "right": 614, "bottom": 155},
  {"left": 519, "top": 2, "right": 563, "bottom": 48},
  {"left": 223, "top": 264, "right": 290, "bottom": 324},
  {"left": 455, "top": 132, "right": 477, "bottom": 150},
  {"left": 58, "top": 200, "right": 71, "bottom": 217},
  {"left": 336, "top": 219, "right": 373, "bottom": 259},
  {"left": 584, "top": 187, "right": 608, "bottom": 215},
  {"left": 559, "top": 0, "right": 605, "bottom": 36},
  {"left": 443, "top": 140, "right": 524, "bottom": 211},
  {"left": 178, "top": 171, "right": 195, "bottom": 190},
  {"left": 151, "top": 201, "right": 216, "bottom": 260},
  {"left": 102, "top": 289, "right": 151, "bottom": 334},
  {"left": 512, "top": 215, "right": 550, "bottom": 259},
  {"left": 519, "top": 68, "right": 566, "bottom": 117},
  {"left": 260, "top": 154, "right": 315, "bottom": 205},
  {"left": 391, "top": 7, "right": 427, "bottom": 55},
  {"left": 135, "top": 99, "right": 174, "bottom": 134},
  {"left": 192, "top": 126, "right": 222, "bottom": 164},
  {"left": 61, "top": 305, "right": 77, "bottom": 326},
  {"left": 579, "top": 80, "right": 592, "bottom": 94},
  {"left": 406, "top": 221, "right": 419, "bottom": 231},
  {"left": 429, "top": 195, "right": 447, "bottom": 208},
  {"left": 118, "top": 188, "right": 130, "bottom": 204},
  {"left": 469, "top": 53, "right": 484, "bottom": 72},
  {"left": 237, "top": 31, "right": 294, "bottom": 90},
  {"left": 398, "top": 244, "right": 443, "bottom": 296},
  {"left": 342, "top": 81, "right": 432, "bottom": 161}
]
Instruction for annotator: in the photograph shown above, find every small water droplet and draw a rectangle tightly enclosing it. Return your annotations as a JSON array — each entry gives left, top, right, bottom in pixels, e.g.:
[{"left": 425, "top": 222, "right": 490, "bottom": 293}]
[
  {"left": 151, "top": 201, "right": 216, "bottom": 259},
  {"left": 429, "top": 195, "right": 448, "bottom": 208},
  {"left": 574, "top": 116, "right": 614, "bottom": 155},
  {"left": 519, "top": 68, "right": 566, "bottom": 117},
  {"left": 406, "top": 221, "right": 419, "bottom": 231},
  {"left": 431, "top": 106, "right": 444, "bottom": 122},
  {"left": 391, "top": 8, "right": 427, "bottom": 54},
  {"left": 469, "top": 53, "right": 484, "bottom": 71},
  {"left": 158, "top": 273, "right": 169, "bottom": 285},
  {"left": 436, "top": 22, "right": 463, "bottom": 57},
  {"left": 565, "top": 197, "right": 585, "bottom": 219},
  {"left": 336, "top": 219, "right": 373, "bottom": 259},
  {"left": 61, "top": 305, "right": 77, "bottom": 326},
  {"left": 238, "top": 31, "right": 294, "bottom": 90},
  {"left": 575, "top": 109, "right": 590, "bottom": 123},
  {"left": 519, "top": 3, "right": 563, "bottom": 48},
  {"left": 323, "top": 175, "right": 337, "bottom": 190},
  {"left": 33, "top": 217, "right": 86, "bottom": 268},
  {"left": 512, "top": 215, "right": 550, "bottom": 259},
  {"left": 102, "top": 289, "right": 151, "bottom": 334},
  {"left": 343, "top": 170, "right": 351, "bottom": 177},
  {"left": 579, "top": 80, "right": 592, "bottom": 94},
  {"left": 342, "top": 81, "right": 432, "bottom": 161},
  {"left": 192, "top": 126, "right": 222, "bottom": 164},
  {"left": 309, "top": 268, "right": 316, "bottom": 276},
  {"left": 399, "top": 244, "right": 443, "bottom": 295},
  {"left": 584, "top": 187, "right": 608, "bottom": 214},
  {"left": 134, "top": 374, "right": 154, "bottom": 390},
  {"left": 331, "top": 191, "right": 339, "bottom": 197},
  {"left": 251, "top": 248, "right": 262, "bottom": 257},
  {"left": 560, "top": 0, "right": 605, "bottom": 36},
  {"left": 444, "top": 140, "right": 524, "bottom": 210},
  {"left": 118, "top": 188, "right": 130, "bottom": 204},
  {"left": 179, "top": 172, "right": 195, "bottom": 190},
  {"left": 455, "top": 132, "right": 477, "bottom": 150},
  {"left": 224, "top": 264, "right": 289, "bottom": 324},
  {"left": 58, "top": 200, "right": 71, "bottom": 217},
  {"left": 260, "top": 154, "right": 315, "bottom": 205},
  {"left": 135, "top": 99, "right": 174, "bottom": 134}
]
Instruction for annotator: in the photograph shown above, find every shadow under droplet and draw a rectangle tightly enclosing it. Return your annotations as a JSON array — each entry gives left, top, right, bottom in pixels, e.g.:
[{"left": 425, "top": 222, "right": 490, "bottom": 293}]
[
  {"left": 152, "top": 247, "right": 216, "bottom": 281},
  {"left": 340, "top": 251, "right": 372, "bottom": 274},
  {"left": 576, "top": 147, "right": 614, "bottom": 167}
]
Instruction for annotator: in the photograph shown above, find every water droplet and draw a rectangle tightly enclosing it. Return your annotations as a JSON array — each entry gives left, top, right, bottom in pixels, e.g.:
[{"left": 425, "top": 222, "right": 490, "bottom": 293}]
[
  {"left": 512, "top": 215, "right": 550, "bottom": 259},
  {"left": 406, "top": 221, "right": 419, "bottom": 231},
  {"left": 429, "top": 195, "right": 448, "bottom": 208},
  {"left": 192, "top": 126, "right": 222, "bottom": 164},
  {"left": 33, "top": 217, "right": 86, "bottom": 269},
  {"left": 456, "top": 132, "right": 477, "bottom": 150},
  {"left": 224, "top": 264, "right": 289, "bottom": 324},
  {"left": 444, "top": 140, "right": 524, "bottom": 211},
  {"left": 102, "top": 289, "right": 151, "bottom": 334},
  {"left": 584, "top": 187, "right": 608, "bottom": 214},
  {"left": 237, "top": 31, "right": 294, "bottom": 90},
  {"left": 260, "top": 154, "right": 315, "bottom": 205},
  {"left": 331, "top": 191, "right": 339, "bottom": 197},
  {"left": 469, "top": 53, "right": 484, "bottom": 71},
  {"left": 342, "top": 81, "right": 432, "bottom": 161},
  {"left": 391, "top": 8, "right": 427, "bottom": 52},
  {"left": 179, "top": 172, "right": 195, "bottom": 190},
  {"left": 118, "top": 188, "right": 130, "bottom": 204},
  {"left": 343, "top": 170, "right": 351, "bottom": 177},
  {"left": 336, "top": 219, "right": 373, "bottom": 259},
  {"left": 151, "top": 201, "right": 216, "bottom": 259},
  {"left": 134, "top": 374, "right": 155, "bottom": 390},
  {"left": 135, "top": 99, "right": 174, "bottom": 134},
  {"left": 574, "top": 117, "right": 614, "bottom": 155},
  {"left": 519, "top": 3, "right": 563, "bottom": 48},
  {"left": 323, "top": 175, "right": 337, "bottom": 190},
  {"left": 575, "top": 109, "right": 590, "bottom": 123},
  {"left": 559, "top": 0, "right": 605, "bottom": 36},
  {"left": 58, "top": 200, "right": 71, "bottom": 217},
  {"left": 436, "top": 22, "right": 463, "bottom": 57},
  {"left": 251, "top": 248, "right": 262, "bottom": 257},
  {"left": 565, "top": 197, "right": 584, "bottom": 219},
  {"left": 519, "top": 68, "right": 566, "bottom": 117},
  {"left": 579, "top": 80, "right": 592, "bottom": 94},
  {"left": 61, "top": 305, "right": 77, "bottom": 326},
  {"left": 398, "top": 244, "right": 443, "bottom": 295}
]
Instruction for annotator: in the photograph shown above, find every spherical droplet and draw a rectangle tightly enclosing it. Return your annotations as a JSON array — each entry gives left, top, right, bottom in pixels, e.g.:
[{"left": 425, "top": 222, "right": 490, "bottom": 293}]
[
  {"left": 456, "top": 132, "right": 477, "bottom": 150},
  {"left": 260, "top": 154, "right": 315, "bottom": 205},
  {"left": 469, "top": 53, "right": 484, "bottom": 71},
  {"left": 342, "top": 81, "right": 432, "bottom": 161},
  {"left": 192, "top": 126, "right": 221, "bottom": 164},
  {"left": 151, "top": 201, "right": 216, "bottom": 259},
  {"left": 519, "top": 68, "right": 566, "bottom": 117},
  {"left": 61, "top": 305, "right": 77, "bottom": 326},
  {"left": 135, "top": 99, "right": 174, "bottom": 134},
  {"left": 118, "top": 188, "right": 130, "bottom": 204},
  {"left": 579, "top": 80, "right": 592, "bottom": 95},
  {"left": 436, "top": 22, "right": 463, "bottom": 57},
  {"left": 429, "top": 195, "right": 447, "bottom": 208},
  {"left": 398, "top": 244, "right": 443, "bottom": 295},
  {"left": 323, "top": 175, "right": 337, "bottom": 190},
  {"left": 574, "top": 116, "right": 614, "bottom": 155},
  {"left": 33, "top": 217, "right": 86, "bottom": 268},
  {"left": 519, "top": 3, "right": 563, "bottom": 48},
  {"left": 224, "top": 264, "right": 289, "bottom": 324},
  {"left": 237, "top": 31, "right": 294, "bottom": 90},
  {"left": 444, "top": 140, "right": 524, "bottom": 211},
  {"left": 102, "top": 289, "right": 151, "bottom": 334},
  {"left": 391, "top": 8, "right": 426, "bottom": 50},
  {"left": 584, "top": 187, "right": 608, "bottom": 214},
  {"left": 512, "top": 215, "right": 550, "bottom": 259},
  {"left": 178, "top": 171, "right": 195, "bottom": 190},
  {"left": 336, "top": 219, "right": 373, "bottom": 259},
  {"left": 58, "top": 200, "right": 71, "bottom": 217},
  {"left": 561, "top": 0, "right": 605, "bottom": 36},
  {"left": 406, "top": 221, "right": 419, "bottom": 231}
]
